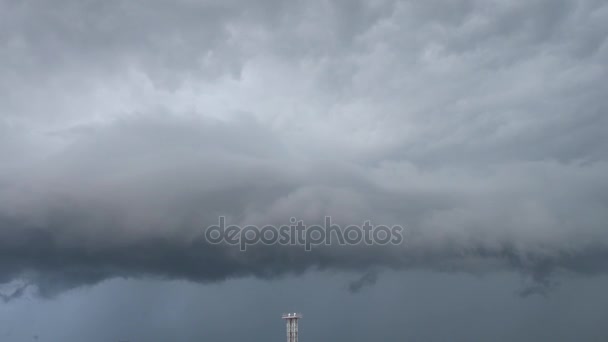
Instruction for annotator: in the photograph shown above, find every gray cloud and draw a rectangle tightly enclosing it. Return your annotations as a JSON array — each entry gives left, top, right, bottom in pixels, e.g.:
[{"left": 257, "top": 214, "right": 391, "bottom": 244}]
[
  {"left": 348, "top": 270, "right": 379, "bottom": 293},
  {"left": 0, "top": 0, "right": 607, "bottom": 297},
  {"left": 0, "top": 283, "right": 29, "bottom": 303}
]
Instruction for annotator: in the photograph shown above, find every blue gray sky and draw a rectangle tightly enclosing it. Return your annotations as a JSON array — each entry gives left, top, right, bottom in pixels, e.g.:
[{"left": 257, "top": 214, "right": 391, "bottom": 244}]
[{"left": 1, "top": 0, "right": 608, "bottom": 341}]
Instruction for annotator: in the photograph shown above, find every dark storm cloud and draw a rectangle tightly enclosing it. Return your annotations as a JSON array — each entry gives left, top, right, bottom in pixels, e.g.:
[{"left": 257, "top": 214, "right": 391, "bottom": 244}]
[
  {"left": 348, "top": 270, "right": 379, "bottom": 293},
  {"left": 1, "top": 114, "right": 607, "bottom": 296},
  {"left": 0, "top": 283, "right": 29, "bottom": 303},
  {"left": 0, "top": 0, "right": 607, "bottom": 295}
]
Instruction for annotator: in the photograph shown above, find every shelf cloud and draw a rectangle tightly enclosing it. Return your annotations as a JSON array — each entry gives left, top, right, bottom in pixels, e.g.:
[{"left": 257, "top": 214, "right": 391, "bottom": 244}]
[{"left": 1, "top": 0, "right": 607, "bottom": 297}]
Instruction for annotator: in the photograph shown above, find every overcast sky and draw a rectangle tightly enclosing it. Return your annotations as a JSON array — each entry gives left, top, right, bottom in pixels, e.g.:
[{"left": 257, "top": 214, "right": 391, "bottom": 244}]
[{"left": 1, "top": 0, "right": 608, "bottom": 341}]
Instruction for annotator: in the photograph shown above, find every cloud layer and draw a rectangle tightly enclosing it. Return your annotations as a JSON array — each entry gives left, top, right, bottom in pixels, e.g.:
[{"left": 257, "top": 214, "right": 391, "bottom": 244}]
[{"left": 1, "top": 0, "right": 607, "bottom": 295}]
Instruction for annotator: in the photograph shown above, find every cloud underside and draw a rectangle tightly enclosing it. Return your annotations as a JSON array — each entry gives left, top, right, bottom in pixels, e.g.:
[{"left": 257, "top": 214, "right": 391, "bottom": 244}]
[{"left": 0, "top": 0, "right": 607, "bottom": 295}]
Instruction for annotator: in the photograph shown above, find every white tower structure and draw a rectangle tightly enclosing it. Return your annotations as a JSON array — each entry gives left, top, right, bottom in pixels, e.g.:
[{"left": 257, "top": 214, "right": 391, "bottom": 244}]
[{"left": 282, "top": 313, "right": 302, "bottom": 342}]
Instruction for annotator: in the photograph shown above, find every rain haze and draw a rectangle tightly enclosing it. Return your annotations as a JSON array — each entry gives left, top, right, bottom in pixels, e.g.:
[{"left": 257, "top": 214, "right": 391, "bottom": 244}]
[{"left": 1, "top": 0, "right": 608, "bottom": 341}]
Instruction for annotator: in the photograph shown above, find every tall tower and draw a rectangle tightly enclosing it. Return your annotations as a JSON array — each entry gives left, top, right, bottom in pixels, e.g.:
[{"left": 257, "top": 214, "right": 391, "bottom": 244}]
[{"left": 282, "top": 313, "right": 302, "bottom": 342}]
